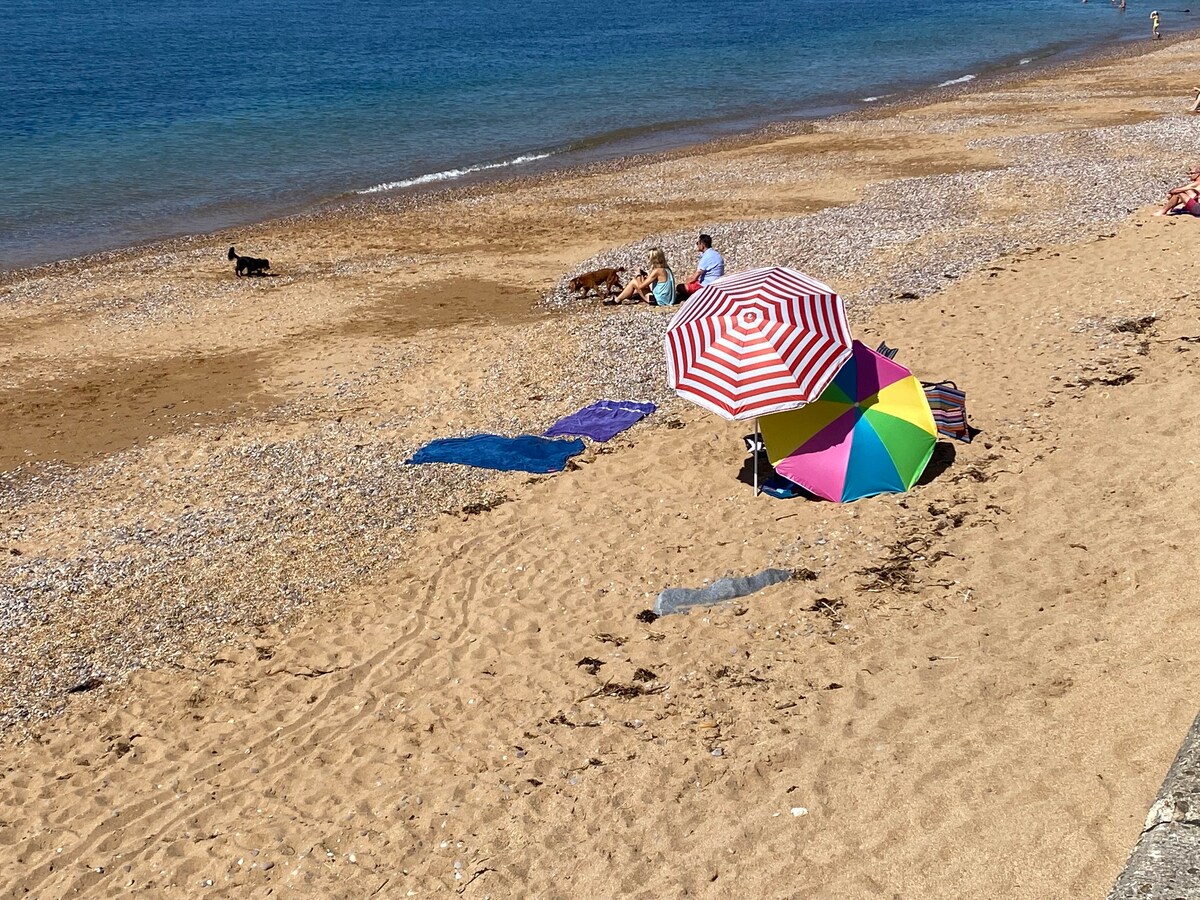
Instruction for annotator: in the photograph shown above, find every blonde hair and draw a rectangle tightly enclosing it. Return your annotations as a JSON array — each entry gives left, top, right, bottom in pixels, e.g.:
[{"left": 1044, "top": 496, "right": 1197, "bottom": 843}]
[{"left": 648, "top": 248, "right": 668, "bottom": 269}]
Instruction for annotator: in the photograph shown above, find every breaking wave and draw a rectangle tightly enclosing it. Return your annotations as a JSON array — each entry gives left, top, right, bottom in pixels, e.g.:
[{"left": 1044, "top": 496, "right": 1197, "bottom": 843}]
[{"left": 358, "top": 152, "right": 553, "bottom": 193}]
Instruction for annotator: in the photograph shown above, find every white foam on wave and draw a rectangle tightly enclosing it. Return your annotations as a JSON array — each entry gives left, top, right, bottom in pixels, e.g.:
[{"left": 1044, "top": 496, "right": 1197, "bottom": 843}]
[
  {"left": 1019, "top": 58, "right": 1033, "bottom": 65},
  {"left": 357, "top": 152, "right": 553, "bottom": 193},
  {"left": 861, "top": 95, "right": 882, "bottom": 102},
  {"left": 937, "top": 74, "right": 977, "bottom": 87}
]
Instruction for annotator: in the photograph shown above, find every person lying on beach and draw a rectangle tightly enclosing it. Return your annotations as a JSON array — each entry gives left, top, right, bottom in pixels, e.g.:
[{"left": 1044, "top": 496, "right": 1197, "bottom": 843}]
[
  {"left": 606, "top": 248, "right": 676, "bottom": 306},
  {"left": 1154, "top": 166, "right": 1200, "bottom": 215}
]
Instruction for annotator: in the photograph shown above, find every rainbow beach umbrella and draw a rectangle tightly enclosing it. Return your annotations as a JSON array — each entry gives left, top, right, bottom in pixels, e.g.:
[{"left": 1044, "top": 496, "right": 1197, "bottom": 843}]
[{"left": 759, "top": 341, "right": 937, "bottom": 503}]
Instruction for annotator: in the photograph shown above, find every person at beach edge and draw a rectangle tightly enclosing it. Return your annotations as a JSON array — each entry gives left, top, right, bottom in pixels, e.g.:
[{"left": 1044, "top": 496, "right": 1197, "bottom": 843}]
[
  {"left": 1153, "top": 165, "right": 1200, "bottom": 216},
  {"left": 676, "top": 234, "right": 725, "bottom": 302},
  {"left": 608, "top": 247, "right": 676, "bottom": 306},
  {"left": 1150, "top": 10, "right": 1162, "bottom": 39}
]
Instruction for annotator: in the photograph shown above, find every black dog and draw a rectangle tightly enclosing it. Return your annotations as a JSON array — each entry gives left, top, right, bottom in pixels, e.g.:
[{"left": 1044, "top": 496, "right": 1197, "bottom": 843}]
[{"left": 228, "top": 246, "right": 270, "bottom": 277}]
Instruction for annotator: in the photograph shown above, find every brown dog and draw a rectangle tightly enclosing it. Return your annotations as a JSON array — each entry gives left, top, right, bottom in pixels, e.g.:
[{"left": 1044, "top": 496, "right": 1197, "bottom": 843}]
[{"left": 568, "top": 267, "right": 625, "bottom": 298}]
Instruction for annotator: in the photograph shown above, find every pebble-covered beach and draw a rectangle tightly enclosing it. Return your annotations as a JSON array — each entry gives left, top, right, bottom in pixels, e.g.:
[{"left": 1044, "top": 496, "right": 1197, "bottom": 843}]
[{"left": 4, "top": 47, "right": 1200, "bottom": 734}]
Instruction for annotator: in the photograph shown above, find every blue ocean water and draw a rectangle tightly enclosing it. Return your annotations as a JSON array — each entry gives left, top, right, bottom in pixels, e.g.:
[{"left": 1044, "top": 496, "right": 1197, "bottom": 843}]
[{"left": 0, "top": 0, "right": 1177, "bottom": 270}]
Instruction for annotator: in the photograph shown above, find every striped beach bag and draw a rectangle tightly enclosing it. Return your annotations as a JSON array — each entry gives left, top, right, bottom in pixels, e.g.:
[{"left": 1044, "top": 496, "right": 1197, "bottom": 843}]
[{"left": 922, "top": 381, "right": 972, "bottom": 442}]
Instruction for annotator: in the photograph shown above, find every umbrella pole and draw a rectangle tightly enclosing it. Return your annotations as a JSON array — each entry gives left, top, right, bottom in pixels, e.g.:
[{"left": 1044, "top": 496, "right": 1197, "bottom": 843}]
[{"left": 754, "top": 418, "right": 761, "bottom": 497}]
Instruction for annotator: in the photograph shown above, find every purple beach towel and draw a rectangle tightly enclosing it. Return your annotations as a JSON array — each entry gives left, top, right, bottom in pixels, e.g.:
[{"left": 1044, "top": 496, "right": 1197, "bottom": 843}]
[{"left": 544, "top": 400, "right": 657, "bottom": 442}]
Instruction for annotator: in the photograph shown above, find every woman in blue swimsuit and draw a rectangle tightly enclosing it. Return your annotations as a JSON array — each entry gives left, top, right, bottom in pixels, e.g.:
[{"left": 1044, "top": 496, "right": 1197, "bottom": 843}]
[{"left": 607, "top": 248, "right": 676, "bottom": 306}]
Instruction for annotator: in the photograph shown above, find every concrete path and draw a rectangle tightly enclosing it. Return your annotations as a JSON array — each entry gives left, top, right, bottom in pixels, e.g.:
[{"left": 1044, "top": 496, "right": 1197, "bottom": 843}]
[{"left": 1109, "top": 710, "right": 1200, "bottom": 900}]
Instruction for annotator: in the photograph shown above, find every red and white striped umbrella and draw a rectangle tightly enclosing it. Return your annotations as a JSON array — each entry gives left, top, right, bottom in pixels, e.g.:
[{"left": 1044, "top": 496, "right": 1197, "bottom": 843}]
[{"left": 664, "top": 266, "right": 853, "bottom": 420}]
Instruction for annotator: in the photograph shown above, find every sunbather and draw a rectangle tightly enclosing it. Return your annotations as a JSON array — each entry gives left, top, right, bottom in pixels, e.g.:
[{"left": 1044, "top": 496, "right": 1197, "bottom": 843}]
[
  {"left": 606, "top": 248, "right": 676, "bottom": 306},
  {"left": 1154, "top": 166, "right": 1200, "bottom": 216}
]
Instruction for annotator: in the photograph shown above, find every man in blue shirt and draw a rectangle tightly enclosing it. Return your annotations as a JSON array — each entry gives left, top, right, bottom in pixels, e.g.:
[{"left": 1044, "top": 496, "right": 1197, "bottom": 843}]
[{"left": 678, "top": 233, "right": 725, "bottom": 301}]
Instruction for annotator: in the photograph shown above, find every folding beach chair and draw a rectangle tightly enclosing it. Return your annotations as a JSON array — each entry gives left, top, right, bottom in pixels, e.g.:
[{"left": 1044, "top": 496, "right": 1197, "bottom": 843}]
[
  {"left": 876, "top": 341, "right": 899, "bottom": 360},
  {"left": 921, "top": 380, "right": 972, "bottom": 442}
]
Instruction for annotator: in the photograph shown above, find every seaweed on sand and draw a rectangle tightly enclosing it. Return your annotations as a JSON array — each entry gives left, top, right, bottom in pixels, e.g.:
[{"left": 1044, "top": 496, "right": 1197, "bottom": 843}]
[{"left": 578, "top": 679, "right": 669, "bottom": 701}]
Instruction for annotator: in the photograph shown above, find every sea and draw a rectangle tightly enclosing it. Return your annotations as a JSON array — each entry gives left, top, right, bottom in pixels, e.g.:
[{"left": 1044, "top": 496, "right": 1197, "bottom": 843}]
[{"left": 0, "top": 0, "right": 1184, "bottom": 271}]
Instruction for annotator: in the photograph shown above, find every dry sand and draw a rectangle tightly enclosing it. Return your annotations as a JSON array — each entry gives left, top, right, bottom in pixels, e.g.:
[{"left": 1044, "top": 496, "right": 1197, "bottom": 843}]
[{"left": 4, "top": 37, "right": 1200, "bottom": 899}]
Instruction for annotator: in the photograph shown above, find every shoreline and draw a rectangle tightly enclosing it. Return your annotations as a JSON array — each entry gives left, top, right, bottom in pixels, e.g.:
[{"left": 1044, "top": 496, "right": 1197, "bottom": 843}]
[{"left": 3, "top": 27, "right": 1196, "bottom": 283}]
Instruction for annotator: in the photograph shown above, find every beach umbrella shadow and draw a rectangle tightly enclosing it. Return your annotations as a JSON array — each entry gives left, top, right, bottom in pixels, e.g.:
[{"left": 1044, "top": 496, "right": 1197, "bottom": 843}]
[
  {"left": 736, "top": 453, "right": 774, "bottom": 489},
  {"left": 915, "top": 441, "right": 957, "bottom": 486},
  {"left": 735, "top": 454, "right": 820, "bottom": 499}
]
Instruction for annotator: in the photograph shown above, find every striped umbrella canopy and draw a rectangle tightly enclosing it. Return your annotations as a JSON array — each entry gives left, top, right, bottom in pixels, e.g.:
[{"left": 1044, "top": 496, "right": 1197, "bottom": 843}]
[
  {"left": 760, "top": 341, "right": 937, "bottom": 503},
  {"left": 664, "top": 267, "right": 853, "bottom": 420}
]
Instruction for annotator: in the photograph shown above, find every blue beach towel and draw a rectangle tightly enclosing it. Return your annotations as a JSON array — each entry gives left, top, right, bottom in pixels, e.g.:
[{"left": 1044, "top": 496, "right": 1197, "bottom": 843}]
[
  {"left": 407, "top": 434, "right": 585, "bottom": 473},
  {"left": 544, "top": 400, "right": 656, "bottom": 442},
  {"left": 760, "top": 473, "right": 805, "bottom": 500}
]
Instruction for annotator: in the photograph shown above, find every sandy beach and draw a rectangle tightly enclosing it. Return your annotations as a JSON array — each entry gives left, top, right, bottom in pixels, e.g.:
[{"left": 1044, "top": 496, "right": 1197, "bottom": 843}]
[{"left": 5, "top": 36, "right": 1200, "bottom": 898}]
